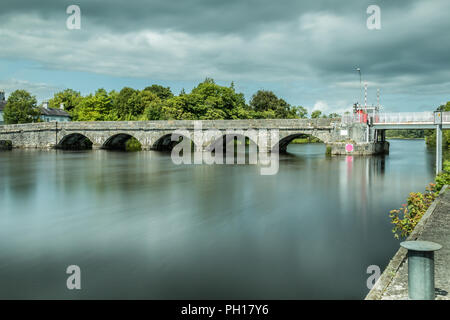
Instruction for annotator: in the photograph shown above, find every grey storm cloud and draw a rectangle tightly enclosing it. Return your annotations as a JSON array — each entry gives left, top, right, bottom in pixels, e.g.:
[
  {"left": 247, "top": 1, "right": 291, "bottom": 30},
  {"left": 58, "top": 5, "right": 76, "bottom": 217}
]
[{"left": 1, "top": 0, "right": 449, "bottom": 109}]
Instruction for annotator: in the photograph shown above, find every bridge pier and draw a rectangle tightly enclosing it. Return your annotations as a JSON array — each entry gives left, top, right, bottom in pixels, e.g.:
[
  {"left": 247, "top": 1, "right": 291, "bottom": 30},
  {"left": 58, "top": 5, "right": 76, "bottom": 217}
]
[
  {"left": 436, "top": 124, "right": 443, "bottom": 175},
  {"left": 326, "top": 141, "right": 389, "bottom": 156}
]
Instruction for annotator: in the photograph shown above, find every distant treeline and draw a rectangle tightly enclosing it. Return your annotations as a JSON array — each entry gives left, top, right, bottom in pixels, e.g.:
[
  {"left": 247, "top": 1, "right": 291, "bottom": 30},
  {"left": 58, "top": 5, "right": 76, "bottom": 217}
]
[
  {"left": 44, "top": 78, "right": 340, "bottom": 122},
  {"left": 3, "top": 79, "right": 344, "bottom": 125},
  {"left": 385, "top": 129, "right": 425, "bottom": 139}
]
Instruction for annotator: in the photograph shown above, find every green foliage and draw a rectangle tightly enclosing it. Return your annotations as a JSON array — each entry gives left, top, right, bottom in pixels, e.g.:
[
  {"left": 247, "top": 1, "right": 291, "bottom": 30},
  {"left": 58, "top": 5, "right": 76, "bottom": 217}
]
[
  {"left": 327, "top": 113, "right": 341, "bottom": 119},
  {"left": 125, "top": 137, "right": 142, "bottom": 152},
  {"left": 291, "top": 136, "right": 323, "bottom": 144},
  {"left": 13, "top": 79, "right": 343, "bottom": 123},
  {"left": 73, "top": 89, "right": 114, "bottom": 121},
  {"left": 325, "top": 145, "right": 332, "bottom": 156},
  {"left": 295, "top": 106, "right": 308, "bottom": 118},
  {"left": 386, "top": 130, "right": 425, "bottom": 139},
  {"left": 435, "top": 160, "right": 450, "bottom": 192},
  {"left": 311, "top": 110, "right": 322, "bottom": 119},
  {"left": 3, "top": 90, "right": 40, "bottom": 124},
  {"left": 48, "top": 89, "right": 82, "bottom": 113},
  {"left": 389, "top": 183, "right": 437, "bottom": 239},
  {"left": 390, "top": 158, "right": 450, "bottom": 239},
  {"left": 249, "top": 90, "right": 298, "bottom": 119},
  {"left": 150, "top": 80, "right": 250, "bottom": 120},
  {"left": 143, "top": 85, "right": 174, "bottom": 100}
]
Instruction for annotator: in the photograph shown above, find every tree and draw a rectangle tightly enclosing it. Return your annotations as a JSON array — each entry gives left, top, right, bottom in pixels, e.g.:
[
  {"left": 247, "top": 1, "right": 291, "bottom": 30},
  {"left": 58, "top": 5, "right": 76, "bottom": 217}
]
[
  {"left": 73, "top": 88, "right": 114, "bottom": 121},
  {"left": 48, "top": 89, "right": 82, "bottom": 112},
  {"left": 113, "top": 87, "right": 138, "bottom": 120},
  {"left": 154, "top": 79, "right": 250, "bottom": 120},
  {"left": 296, "top": 106, "right": 308, "bottom": 118},
  {"left": 3, "top": 90, "right": 40, "bottom": 124},
  {"left": 144, "top": 85, "right": 174, "bottom": 100},
  {"left": 328, "top": 113, "right": 341, "bottom": 119},
  {"left": 249, "top": 90, "right": 297, "bottom": 119},
  {"left": 311, "top": 110, "right": 322, "bottom": 119}
]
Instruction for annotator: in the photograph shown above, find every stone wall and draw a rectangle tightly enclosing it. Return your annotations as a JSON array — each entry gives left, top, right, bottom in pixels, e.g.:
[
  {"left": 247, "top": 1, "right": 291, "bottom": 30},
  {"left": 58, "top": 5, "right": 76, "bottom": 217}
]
[
  {"left": 0, "top": 119, "right": 340, "bottom": 151},
  {"left": 0, "top": 119, "right": 388, "bottom": 154}
]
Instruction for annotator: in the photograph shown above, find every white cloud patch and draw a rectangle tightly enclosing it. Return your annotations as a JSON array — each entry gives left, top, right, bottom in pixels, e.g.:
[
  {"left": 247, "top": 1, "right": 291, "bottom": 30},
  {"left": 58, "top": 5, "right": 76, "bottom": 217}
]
[{"left": 0, "top": 79, "right": 61, "bottom": 101}]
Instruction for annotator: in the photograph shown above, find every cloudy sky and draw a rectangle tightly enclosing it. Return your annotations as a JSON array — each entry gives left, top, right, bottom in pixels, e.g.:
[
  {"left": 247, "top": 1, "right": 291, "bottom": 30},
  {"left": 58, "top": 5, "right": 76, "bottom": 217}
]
[{"left": 1, "top": 0, "right": 449, "bottom": 114}]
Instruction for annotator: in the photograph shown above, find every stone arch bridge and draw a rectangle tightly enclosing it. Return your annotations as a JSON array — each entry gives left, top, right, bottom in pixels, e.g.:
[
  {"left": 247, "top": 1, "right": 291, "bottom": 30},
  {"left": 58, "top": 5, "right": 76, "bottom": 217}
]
[{"left": 0, "top": 119, "right": 371, "bottom": 153}]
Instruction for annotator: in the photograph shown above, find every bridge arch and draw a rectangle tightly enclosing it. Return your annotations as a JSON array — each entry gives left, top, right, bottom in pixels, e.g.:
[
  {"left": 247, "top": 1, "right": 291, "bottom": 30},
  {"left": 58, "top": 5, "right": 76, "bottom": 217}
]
[
  {"left": 102, "top": 133, "right": 142, "bottom": 151},
  {"left": 57, "top": 133, "right": 93, "bottom": 150},
  {"left": 206, "top": 132, "right": 259, "bottom": 153},
  {"left": 272, "top": 132, "right": 325, "bottom": 153},
  {"left": 152, "top": 133, "right": 196, "bottom": 151}
]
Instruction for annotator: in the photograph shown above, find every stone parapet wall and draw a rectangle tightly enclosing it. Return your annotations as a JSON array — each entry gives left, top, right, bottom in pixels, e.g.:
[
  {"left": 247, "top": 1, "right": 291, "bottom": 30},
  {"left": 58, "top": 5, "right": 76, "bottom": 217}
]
[{"left": 0, "top": 119, "right": 378, "bottom": 152}]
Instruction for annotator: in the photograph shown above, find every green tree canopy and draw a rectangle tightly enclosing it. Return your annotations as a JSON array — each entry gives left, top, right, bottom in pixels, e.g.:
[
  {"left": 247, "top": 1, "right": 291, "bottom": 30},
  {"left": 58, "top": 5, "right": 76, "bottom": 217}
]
[
  {"left": 143, "top": 85, "right": 174, "bottom": 100},
  {"left": 113, "top": 87, "right": 138, "bottom": 120},
  {"left": 153, "top": 79, "right": 250, "bottom": 120},
  {"left": 311, "top": 110, "right": 322, "bottom": 118},
  {"left": 3, "top": 90, "right": 40, "bottom": 124},
  {"left": 73, "top": 88, "right": 114, "bottom": 121},
  {"left": 328, "top": 113, "right": 341, "bottom": 119},
  {"left": 48, "top": 89, "right": 82, "bottom": 112},
  {"left": 295, "top": 106, "right": 308, "bottom": 118},
  {"left": 249, "top": 90, "right": 298, "bottom": 119}
]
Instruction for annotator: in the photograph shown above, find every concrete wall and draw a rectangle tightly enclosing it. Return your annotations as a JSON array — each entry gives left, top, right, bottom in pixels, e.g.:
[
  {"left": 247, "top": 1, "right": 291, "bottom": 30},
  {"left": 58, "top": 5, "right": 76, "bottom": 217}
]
[{"left": 327, "top": 141, "right": 389, "bottom": 155}]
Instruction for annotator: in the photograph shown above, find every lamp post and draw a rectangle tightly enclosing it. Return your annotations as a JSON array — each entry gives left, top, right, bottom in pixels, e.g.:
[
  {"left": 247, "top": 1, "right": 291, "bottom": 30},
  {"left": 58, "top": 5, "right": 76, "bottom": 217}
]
[{"left": 356, "top": 67, "right": 362, "bottom": 106}]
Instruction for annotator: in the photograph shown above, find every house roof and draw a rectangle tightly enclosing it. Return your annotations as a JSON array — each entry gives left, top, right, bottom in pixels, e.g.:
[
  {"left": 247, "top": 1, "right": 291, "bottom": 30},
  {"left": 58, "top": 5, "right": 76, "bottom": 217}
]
[
  {"left": 40, "top": 107, "right": 71, "bottom": 117},
  {"left": 0, "top": 103, "right": 70, "bottom": 117}
]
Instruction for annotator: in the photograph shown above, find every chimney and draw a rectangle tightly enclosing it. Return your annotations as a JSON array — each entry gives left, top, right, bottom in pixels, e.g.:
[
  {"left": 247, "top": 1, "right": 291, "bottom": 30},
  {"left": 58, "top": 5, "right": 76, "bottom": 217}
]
[
  {"left": 0, "top": 91, "right": 5, "bottom": 101},
  {"left": 43, "top": 101, "right": 49, "bottom": 109},
  {"left": 60, "top": 103, "right": 64, "bottom": 110}
]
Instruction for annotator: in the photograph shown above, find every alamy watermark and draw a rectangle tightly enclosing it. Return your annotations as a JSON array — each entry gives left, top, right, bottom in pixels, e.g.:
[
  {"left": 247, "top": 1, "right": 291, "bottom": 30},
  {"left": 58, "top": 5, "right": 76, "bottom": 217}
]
[
  {"left": 366, "top": 265, "right": 381, "bottom": 289},
  {"left": 66, "top": 265, "right": 81, "bottom": 290},
  {"left": 367, "top": 5, "right": 381, "bottom": 30},
  {"left": 66, "top": 5, "right": 81, "bottom": 30}
]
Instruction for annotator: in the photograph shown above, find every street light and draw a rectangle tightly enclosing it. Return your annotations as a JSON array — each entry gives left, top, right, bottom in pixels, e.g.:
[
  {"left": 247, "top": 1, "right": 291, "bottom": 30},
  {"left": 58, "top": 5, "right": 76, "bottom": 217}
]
[{"left": 356, "top": 67, "right": 362, "bottom": 106}]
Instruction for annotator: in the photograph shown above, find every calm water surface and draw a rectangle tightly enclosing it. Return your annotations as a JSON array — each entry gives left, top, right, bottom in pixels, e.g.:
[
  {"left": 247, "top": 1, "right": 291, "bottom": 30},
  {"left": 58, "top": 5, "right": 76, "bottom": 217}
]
[{"left": 0, "top": 140, "right": 436, "bottom": 299}]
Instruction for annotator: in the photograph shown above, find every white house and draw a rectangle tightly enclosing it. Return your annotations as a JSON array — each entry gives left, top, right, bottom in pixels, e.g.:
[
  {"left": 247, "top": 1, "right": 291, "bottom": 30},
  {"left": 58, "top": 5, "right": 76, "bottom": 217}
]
[{"left": 40, "top": 102, "right": 71, "bottom": 122}]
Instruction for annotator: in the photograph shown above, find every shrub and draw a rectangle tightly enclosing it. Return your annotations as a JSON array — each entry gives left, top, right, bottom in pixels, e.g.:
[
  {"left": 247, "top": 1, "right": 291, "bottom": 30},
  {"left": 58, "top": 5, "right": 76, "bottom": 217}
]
[
  {"left": 389, "top": 183, "right": 437, "bottom": 239},
  {"left": 436, "top": 160, "right": 450, "bottom": 192}
]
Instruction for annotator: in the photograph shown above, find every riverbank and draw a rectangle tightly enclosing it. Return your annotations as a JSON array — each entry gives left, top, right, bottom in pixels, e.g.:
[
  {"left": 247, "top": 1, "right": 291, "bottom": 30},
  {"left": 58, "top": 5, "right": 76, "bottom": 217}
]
[
  {"left": 366, "top": 185, "right": 450, "bottom": 300},
  {"left": 290, "top": 137, "right": 323, "bottom": 144}
]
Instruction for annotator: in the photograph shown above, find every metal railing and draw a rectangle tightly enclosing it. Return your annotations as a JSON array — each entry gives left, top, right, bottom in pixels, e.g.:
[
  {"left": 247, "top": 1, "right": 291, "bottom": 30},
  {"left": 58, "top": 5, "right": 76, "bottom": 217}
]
[
  {"left": 342, "top": 112, "right": 450, "bottom": 124},
  {"left": 374, "top": 112, "right": 434, "bottom": 124},
  {"left": 341, "top": 114, "right": 367, "bottom": 124},
  {"left": 443, "top": 112, "right": 450, "bottom": 123}
]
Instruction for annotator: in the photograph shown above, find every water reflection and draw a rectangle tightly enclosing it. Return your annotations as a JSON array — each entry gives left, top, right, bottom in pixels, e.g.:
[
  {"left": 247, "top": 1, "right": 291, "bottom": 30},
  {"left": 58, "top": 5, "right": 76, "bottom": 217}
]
[{"left": 0, "top": 140, "right": 437, "bottom": 299}]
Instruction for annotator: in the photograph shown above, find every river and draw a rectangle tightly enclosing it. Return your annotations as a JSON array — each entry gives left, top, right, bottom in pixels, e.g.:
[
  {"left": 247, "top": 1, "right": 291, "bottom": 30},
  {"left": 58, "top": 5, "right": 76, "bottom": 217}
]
[{"left": 0, "top": 139, "right": 437, "bottom": 299}]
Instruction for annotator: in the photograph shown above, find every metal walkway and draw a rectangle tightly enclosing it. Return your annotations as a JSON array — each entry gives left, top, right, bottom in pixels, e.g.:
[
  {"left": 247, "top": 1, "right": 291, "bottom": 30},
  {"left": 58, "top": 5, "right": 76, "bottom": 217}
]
[{"left": 373, "top": 112, "right": 450, "bottom": 129}]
